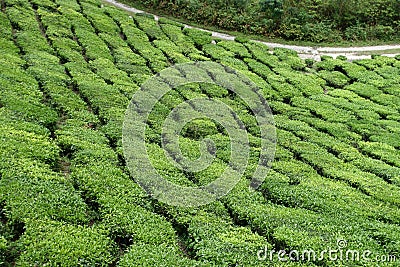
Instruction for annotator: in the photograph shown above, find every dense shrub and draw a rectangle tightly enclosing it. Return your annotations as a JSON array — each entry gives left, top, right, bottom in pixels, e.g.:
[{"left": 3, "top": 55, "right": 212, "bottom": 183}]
[
  {"left": 16, "top": 220, "right": 115, "bottom": 266},
  {"left": 125, "top": 0, "right": 400, "bottom": 42}
]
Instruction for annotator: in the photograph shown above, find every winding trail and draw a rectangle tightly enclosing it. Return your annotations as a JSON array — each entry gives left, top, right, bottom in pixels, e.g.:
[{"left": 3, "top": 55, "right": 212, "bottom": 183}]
[{"left": 103, "top": 0, "right": 400, "bottom": 61}]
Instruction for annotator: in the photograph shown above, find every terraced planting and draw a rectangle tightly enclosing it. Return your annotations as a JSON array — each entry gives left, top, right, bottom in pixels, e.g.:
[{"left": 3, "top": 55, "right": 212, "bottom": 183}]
[{"left": 0, "top": 0, "right": 399, "bottom": 266}]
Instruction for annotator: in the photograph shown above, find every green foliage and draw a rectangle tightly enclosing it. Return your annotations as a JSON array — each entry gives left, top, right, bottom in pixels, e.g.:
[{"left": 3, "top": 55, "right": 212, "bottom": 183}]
[
  {"left": 181, "top": 118, "right": 219, "bottom": 140},
  {"left": 1, "top": 0, "right": 400, "bottom": 265},
  {"left": 183, "top": 28, "right": 212, "bottom": 47},
  {"left": 153, "top": 39, "right": 191, "bottom": 63},
  {"left": 0, "top": 174, "right": 88, "bottom": 224},
  {"left": 359, "top": 141, "right": 400, "bottom": 167},
  {"left": 317, "top": 70, "right": 349, "bottom": 88},
  {"left": 81, "top": 3, "right": 120, "bottom": 34},
  {"left": 217, "top": 40, "right": 251, "bottom": 58},
  {"left": 203, "top": 43, "right": 235, "bottom": 60},
  {"left": 16, "top": 219, "right": 115, "bottom": 266},
  {"left": 291, "top": 97, "right": 357, "bottom": 123},
  {"left": 274, "top": 67, "right": 324, "bottom": 95},
  {"left": 160, "top": 23, "right": 199, "bottom": 55},
  {"left": 119, "top": 244, "right": 203, "bottom": 267},
  {"left": 124, "top": 0, "right": 400, "bottom": 42},
  {"left": 74, "top": 28, "right": 113, "bottom": 61}
]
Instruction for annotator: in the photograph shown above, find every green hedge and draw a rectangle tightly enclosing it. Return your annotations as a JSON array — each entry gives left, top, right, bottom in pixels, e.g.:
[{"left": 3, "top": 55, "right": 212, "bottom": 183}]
[
  {"left": 118, "top": 243, "right": 204, "bottom": 267},
  {"left": 16, "top": 219, "right": 115, "bottom": 266},
  {"left": 182, "top": 27, "right": 212, "bottom": 48}
]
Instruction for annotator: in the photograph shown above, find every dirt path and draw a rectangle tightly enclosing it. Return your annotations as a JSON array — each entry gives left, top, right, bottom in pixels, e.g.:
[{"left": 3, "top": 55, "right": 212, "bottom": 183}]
[{"left": 103, "top": 0, "right": 400, "bottom": 61}]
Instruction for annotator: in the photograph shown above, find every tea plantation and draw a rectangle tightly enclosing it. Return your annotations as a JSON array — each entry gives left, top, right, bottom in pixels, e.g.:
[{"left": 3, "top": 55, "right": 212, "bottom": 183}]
[{"left": 0, "top": 0, "right": 399, "bottom": 266}]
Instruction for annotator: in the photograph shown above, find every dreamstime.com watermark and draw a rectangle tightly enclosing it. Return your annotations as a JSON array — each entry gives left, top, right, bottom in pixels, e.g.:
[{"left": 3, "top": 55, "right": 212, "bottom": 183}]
[
  {"left": 122, "top": 61, "right": 276, "bottom": 207},
  {"left": 257, "top": 239, "right": 397, "bottom": 263}
]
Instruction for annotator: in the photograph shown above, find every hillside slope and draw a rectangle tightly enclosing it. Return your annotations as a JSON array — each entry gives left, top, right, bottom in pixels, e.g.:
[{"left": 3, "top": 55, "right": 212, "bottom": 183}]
[{"left": 0, "top": 0, "right": 399, "bottom": 266}]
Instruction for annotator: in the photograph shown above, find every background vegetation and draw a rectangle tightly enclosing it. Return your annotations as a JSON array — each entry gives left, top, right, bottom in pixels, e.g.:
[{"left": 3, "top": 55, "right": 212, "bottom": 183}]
[{"left": 125, "top": 0, "right": 400, "bottom": 43}]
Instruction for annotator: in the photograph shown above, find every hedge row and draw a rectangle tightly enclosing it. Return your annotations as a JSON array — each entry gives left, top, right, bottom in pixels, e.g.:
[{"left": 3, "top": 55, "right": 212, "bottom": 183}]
[
  {"left": 17, "top": 219, "right": 115, "bottom": 266},
  {"left": 277, "top": 135, "right": 400, "bottom": 206},
  {"left": 275, "top": 115, "right": 400, "bottom": 186},
  {"left": 359, "top": 142, "right": 400, "bottom": 168},
  {"left": 31, "top": 1, "right": 202, "bottom": 265},
  {"left": 135, "top": 110, "right": 277, "bottom": 264},
  {"left": 102, "top": 7, "right": 170, "bottom": 72},
  {"left": 0, "top": 2, "right": 109, "bottom": 264},
  {"left": 291, "top": 97, "right": 357, "bottom": 123},
  {"left": 223, "top": 178, "right": 400, "bottom": 266},
  {"left": 269, "top": 158, "right": 400, "bottom": 223},
  {"left": 143, "top": 144, "right": 272, "bottom": 266},
  {"left": 153, "top": 39, "right": 192, "bottom": 64},
  {"left": 160, "top": 23, "right": 200, "bottom": 56},
  {"left": 244, "top": 41, "right": 281, "bottom": 68},
  {"left": 39, "top": 2, "right": 272, "bottom": 265}
]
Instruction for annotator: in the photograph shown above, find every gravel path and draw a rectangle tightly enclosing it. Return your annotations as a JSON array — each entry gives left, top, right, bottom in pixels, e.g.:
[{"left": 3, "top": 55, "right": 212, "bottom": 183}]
[{"left": 103, "top": 0, "right": 400, "bottom": 61}]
